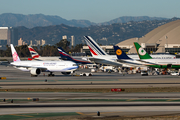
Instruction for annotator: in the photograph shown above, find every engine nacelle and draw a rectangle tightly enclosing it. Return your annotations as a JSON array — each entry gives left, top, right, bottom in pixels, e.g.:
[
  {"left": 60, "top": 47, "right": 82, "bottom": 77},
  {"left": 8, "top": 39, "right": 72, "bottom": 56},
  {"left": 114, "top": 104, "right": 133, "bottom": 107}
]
[
  {"left": 30, "top": 68, "right": 41, "bottom": 75},
  {"left": 61, "top": 72, "right": 71, "bottom": 75}
]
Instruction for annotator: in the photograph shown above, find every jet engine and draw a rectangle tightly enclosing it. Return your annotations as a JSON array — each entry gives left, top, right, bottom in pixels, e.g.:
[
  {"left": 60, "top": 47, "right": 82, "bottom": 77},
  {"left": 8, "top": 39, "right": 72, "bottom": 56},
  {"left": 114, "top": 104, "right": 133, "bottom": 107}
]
[
  {"left": 30, "top": 68, "right": 41, "bottom": 75},
  {"left": 61, "top": 72, "right": 71, "bottom": 75}
]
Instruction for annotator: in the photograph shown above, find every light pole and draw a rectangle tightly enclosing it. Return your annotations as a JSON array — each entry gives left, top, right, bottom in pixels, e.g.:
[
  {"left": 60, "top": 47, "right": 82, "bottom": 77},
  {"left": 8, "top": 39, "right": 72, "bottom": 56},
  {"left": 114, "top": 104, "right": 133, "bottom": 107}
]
[{"left": 165, "top": 36, "right": 168, "bottom": 52}]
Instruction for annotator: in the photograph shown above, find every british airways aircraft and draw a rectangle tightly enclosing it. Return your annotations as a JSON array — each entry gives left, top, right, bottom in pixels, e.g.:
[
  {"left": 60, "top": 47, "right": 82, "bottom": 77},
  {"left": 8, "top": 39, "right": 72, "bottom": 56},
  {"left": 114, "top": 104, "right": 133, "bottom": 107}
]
[
  {"left": 10, "top": 44, "right": 78, "bottom": 77},
  {"left": 57, "top": 47, "right": 91, "bottom": 64},
  {"left": 28, "top": 46, "right": 60, "bottom": 61}
]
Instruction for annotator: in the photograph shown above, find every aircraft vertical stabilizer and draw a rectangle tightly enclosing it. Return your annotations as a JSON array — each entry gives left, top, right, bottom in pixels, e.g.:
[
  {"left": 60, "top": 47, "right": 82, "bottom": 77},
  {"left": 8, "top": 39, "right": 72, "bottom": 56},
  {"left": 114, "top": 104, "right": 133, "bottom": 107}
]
[
  {"left": 113, "top": 46, "right": 131, "bottom": 60},
  {"left": 134, "top": 42, "right": 152, "bottom": 59},
  {"left": 10, "top": 44, "right": 21, "bottom": 62},
  {"left": 28, "top": 46, "right": 40, "bottom": 60},
  {"left": 84, "top": 36, "right": 108, "bottom": 56}
]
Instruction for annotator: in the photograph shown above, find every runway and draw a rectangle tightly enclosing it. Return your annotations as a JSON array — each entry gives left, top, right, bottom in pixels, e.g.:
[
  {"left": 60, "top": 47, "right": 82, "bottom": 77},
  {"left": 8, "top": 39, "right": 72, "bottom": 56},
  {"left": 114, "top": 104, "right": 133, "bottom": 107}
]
[
  {"left": 1, "top": 92, "right": 180, "bottom": 99},
  {"left": 1, "top": 65, "right": 180, "bottom": 119}
]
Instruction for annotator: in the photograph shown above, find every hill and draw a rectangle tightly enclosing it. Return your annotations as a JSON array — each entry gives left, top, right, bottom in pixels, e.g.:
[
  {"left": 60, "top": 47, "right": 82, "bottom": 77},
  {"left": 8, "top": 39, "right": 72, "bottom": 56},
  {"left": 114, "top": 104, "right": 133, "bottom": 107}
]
[
  {"left": 0, "top": 13, "right": 95, "bottom": 28},
  {"left": 0, "top": 13, "right": 167, "bottom": 28},
  {"left": 17, "top": 18, "right": 179, "bottom": 45}
]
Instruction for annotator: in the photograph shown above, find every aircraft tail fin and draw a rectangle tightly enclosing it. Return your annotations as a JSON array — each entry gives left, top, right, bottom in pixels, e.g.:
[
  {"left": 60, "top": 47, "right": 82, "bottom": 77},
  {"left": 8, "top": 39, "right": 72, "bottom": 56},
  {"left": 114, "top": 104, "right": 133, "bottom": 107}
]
[
  {"left": 84, "top": 36, "right": 108, "bottom": 57},
  {"left": 10, "top": 44, "right": 21, "bottom": 62},
  {"left": 133, "top": 42, "right": 152, "bottom": 59},
  {"left": 58, "top": 47, "right": 91, "bottom": 64},
  {"left": 28, "top": 46, "right": 40, "bottom": 59},
  {"left": 58, "top": 47, "right": 73, "bottom": 60},
  {"left": 113, "top": 46, "right": 131, "bottom": 59}
]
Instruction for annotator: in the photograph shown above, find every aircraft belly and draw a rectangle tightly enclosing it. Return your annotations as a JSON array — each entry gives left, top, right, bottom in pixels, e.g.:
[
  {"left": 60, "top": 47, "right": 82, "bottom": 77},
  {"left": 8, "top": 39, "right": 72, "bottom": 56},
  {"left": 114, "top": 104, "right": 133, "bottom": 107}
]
[
  {"left": 16, "top": 67, "right": 29, "bottom": 71},
  {"left": 93, "top": 59, "right": 122, "bottom": 66},
  {"left": 46, "top": 66, "right": 78, "bottom": 72}
]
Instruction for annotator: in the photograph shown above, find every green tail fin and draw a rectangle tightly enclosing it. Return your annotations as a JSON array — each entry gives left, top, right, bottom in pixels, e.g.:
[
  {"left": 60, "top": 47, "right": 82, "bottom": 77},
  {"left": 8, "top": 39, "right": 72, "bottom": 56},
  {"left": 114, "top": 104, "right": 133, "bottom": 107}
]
[{"left": 133, "top": 42, "right": 152, "bottom": 59}]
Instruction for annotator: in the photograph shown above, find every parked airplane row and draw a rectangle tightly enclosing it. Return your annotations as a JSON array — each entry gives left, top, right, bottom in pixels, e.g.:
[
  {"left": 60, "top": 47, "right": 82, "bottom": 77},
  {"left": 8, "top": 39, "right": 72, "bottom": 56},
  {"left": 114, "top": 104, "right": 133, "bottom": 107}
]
[
  {"left": 9, "top": 36, "right": 178, "bottom": 76},
  {"left": 84, "top": 36, "right": 176, "bottom": 67},
  {"left": 114, "top": 42, "right": 180, "bottom": 69}
]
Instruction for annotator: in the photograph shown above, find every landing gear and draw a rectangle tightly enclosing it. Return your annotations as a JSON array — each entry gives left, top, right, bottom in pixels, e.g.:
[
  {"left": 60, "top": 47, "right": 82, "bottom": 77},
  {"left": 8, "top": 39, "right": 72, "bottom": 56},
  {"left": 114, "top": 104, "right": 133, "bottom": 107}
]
[
  {"left": 48, "top": 72, "right": 55, "bottom": 77},
  {"left": 61, "top": 72, "right": 71, "bottom": 75},
  {"left": 31, "top": 74, "right": 38, "bottom": 77}
]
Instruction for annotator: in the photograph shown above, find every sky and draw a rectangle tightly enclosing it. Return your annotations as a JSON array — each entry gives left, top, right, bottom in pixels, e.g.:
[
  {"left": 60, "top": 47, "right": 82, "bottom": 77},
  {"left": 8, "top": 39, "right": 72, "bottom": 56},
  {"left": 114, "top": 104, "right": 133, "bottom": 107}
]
[{"left": 0, "top": 0, "right": 179, "bottom": 23}]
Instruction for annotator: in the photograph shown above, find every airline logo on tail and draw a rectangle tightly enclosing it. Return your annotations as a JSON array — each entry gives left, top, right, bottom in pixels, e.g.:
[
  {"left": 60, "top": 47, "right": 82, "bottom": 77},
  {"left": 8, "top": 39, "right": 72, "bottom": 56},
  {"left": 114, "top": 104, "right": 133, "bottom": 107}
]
[
  {"left": 84, "top": 36, "right": 107, "bottom": 56},
  {"left": 134, "top": 42, "right": 152, "bottom": 59},
  {"left": 113, "top": 46, "right": 131, "bottom": 59},
  {"left": 13, "top": 52, "right": 19, "bottom": 61},
  {"left": 116, "top": 49, "right": 122, "bottom": 56},
  {"left": 28, "top": 46, "right": 40, "bottom": 59},
  {"left": 138, "top": 47, "right": 146, "bottom": 56},
  {"left": 10, "top": 44, "right": 21, "bottom": 62}
]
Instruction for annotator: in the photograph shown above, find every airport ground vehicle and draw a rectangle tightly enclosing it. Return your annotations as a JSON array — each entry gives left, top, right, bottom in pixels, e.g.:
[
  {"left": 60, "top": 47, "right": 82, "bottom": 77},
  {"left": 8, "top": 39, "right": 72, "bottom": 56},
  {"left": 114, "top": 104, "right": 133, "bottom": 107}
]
[{"left": 171, "top": 72, "right": 180, "bottom": 76}]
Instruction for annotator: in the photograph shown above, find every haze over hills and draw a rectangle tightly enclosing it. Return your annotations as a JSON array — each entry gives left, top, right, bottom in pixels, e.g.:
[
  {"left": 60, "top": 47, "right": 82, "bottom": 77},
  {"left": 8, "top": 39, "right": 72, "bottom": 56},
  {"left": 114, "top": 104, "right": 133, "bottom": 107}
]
[
  {"left": 0, "top": 13, "right": 178, "bottom": 46},
  {"left": 17, "top": 18, "right": 179, "bottom": 45},
  {"left": 99, "top": 16, "right": 168, "bottom": 25},
  {"left": 0, "top": 13, "right": 168, "bottom": 28}
]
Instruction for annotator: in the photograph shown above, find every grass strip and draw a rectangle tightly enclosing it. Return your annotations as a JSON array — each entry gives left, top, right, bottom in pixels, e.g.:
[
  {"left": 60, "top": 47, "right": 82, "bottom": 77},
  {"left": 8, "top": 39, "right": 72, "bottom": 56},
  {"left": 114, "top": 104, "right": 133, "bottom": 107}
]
[{"left": 1, "top": 87, "right": 180, "bottom": 93}]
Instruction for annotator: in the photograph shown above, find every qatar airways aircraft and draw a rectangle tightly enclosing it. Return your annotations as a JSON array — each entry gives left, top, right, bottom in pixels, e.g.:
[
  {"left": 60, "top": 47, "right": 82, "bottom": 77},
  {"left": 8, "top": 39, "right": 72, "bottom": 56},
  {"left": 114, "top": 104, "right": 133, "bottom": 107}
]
[{"left": 10, "top": 44, "right": 78, "bottom": 77}]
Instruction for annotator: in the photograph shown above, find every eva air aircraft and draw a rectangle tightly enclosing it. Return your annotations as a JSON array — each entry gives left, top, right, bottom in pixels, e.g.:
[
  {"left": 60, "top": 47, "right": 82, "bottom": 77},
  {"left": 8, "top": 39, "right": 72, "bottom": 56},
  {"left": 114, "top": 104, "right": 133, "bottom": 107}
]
[{"left": 134, "top": 42, "right": 180, "bottom": 68}]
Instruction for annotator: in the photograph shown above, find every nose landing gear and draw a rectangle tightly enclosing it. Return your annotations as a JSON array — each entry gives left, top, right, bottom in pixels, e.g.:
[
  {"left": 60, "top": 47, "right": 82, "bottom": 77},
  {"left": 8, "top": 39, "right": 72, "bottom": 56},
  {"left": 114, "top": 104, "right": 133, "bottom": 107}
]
[{"left": 48, "top": 72, "right": 55, "bottom": 77}]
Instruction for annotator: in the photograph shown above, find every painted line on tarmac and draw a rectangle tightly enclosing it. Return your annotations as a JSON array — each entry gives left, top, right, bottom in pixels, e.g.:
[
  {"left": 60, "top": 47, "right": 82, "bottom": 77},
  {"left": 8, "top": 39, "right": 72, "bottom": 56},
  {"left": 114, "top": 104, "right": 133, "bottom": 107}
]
[{"left": 2, "top": 98, "right": 180, "bottom": 102}]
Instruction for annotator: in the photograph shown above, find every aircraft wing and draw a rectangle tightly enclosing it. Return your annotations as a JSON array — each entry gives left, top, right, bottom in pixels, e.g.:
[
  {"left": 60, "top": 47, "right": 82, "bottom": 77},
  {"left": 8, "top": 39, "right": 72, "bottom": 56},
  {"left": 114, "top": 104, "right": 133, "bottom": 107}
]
[
  {"left": 13, "top": 65, "right": 48, "bottom": 72},
  {"left": 88, "top": 57, "right": 123, "bottom": 66},
  {"left": 136, "top": 59, "right": 162, "bottom": 67},
  {"left": 88, "top": 57, "right": 102, "bottom": 62},
  {"left": 117, "top": 59, "right": 145, "bottom": 67}
]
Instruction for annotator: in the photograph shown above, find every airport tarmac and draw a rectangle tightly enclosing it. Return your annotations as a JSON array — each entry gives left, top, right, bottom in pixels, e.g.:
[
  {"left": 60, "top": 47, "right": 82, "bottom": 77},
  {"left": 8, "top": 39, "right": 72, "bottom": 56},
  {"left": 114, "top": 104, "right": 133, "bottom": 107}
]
[
  {"left": 1, "top": 65, "right": 180, "bottom": 119},
  {"left": 1, "top": 66, "right": 180, "bottom": 89}
]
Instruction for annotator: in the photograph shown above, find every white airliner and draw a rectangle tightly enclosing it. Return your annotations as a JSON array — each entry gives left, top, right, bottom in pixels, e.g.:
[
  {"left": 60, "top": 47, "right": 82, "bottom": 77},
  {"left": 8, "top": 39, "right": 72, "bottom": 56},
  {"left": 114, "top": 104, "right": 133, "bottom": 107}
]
[
  {"left": 84, "top": 36, "right": 175, "bottom": 67},
  {"left": 10, "top": 44, "right": 78, "bottom": 76}
]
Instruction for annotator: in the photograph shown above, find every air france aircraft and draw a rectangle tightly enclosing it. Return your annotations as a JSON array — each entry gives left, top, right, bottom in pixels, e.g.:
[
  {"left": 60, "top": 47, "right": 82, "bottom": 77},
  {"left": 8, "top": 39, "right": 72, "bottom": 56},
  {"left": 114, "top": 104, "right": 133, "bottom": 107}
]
[
  {"left": 28, "top": 46, "right": 60, "bottom": 61},
  {"left": 84, "top": 36, "right": 175, "bottom": 67},
  {"left": 57, "top": 47, "right": 91, "bottom": 64},
  {"left": 134, "top": 42, "right": 180, "bottom": 68},
  {"left": 11, "top": 44, "right": 78, "bottom": 76}
]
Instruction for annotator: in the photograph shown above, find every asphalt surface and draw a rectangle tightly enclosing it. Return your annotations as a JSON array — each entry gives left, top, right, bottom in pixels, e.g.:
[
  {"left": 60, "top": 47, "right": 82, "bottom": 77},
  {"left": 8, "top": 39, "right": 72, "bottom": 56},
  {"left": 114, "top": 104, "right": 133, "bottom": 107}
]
[{"left": 1, "top": 65, "right": 180, "bottom": 118}]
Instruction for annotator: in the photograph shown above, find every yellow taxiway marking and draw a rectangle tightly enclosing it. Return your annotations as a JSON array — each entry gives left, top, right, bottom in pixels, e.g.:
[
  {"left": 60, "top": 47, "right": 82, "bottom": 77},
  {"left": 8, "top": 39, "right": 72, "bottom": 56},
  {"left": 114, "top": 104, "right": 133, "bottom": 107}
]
[
  {"left": 27, "top": 98, "right": 31, "bottom": 100},
  {"left": 10, "top": 114, "right": 33, "bottom": 117},
  {"left": 76, "top": 112, "right": 84, "bottom": 115}
]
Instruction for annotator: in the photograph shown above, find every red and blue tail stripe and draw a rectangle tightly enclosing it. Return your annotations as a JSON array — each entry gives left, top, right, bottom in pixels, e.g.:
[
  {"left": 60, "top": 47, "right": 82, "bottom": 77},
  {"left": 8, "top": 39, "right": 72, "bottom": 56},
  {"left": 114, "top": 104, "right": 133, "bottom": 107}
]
[
  {"left": 58, "top": 47, "right": 91, "bottom": 64},
  {"left": 84, "top": 36, "right": 107, "bottom": 56}
]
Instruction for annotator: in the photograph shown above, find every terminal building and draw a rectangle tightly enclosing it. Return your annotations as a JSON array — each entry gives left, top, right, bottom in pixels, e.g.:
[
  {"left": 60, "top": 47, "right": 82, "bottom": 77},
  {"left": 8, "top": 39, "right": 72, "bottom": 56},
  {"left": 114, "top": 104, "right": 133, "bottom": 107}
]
[{"left": 83, "top": 20, "right": 180, "bottom": 55}]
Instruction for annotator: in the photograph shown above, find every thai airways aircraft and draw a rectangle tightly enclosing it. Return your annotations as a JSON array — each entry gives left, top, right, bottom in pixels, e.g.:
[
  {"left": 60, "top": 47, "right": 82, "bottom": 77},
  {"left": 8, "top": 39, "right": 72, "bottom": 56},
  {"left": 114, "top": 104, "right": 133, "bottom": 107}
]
[
  {"left": 57, "top": 47, "right": 91, "bottom": 64},
  {"left": 84, "top": 36, "right": 175, "bottom": 67},
  {"left": 11, "top": 44, "right": 78, "bottom": 76},
  {"left": 133, "top": 42, "right": 180, "bottom": 68},
  {"left": 28, "top": 46, "right": 60, "bottom": 61}
]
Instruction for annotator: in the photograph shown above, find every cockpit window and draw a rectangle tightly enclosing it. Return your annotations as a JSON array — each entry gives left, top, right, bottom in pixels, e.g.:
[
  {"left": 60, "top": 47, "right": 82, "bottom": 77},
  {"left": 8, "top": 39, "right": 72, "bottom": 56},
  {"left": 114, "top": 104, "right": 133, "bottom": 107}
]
[{"left": 73, "top": 64, "right": 77, "bottom": 66}]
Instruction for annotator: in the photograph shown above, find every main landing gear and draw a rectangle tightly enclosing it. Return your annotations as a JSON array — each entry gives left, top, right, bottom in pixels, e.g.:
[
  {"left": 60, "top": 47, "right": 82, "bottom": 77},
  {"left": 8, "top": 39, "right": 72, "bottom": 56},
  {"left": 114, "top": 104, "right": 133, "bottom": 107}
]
[
  {"left": 48, "top": 72, "right": 55, "bottom": 77},
  {"left": 31, "top": 74, "right": 38, "bottom": 77}
]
